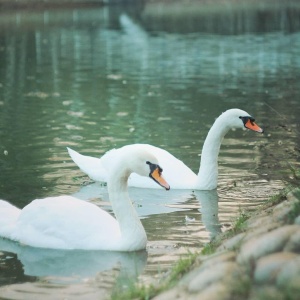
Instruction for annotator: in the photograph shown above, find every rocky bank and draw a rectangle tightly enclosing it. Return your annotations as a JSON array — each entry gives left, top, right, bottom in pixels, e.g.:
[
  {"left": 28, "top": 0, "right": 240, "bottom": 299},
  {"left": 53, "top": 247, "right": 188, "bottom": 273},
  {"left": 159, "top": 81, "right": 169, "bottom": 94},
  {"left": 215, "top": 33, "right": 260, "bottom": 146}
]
[{"left": 153, "top": 188, "right": 300, "bottom": 300}]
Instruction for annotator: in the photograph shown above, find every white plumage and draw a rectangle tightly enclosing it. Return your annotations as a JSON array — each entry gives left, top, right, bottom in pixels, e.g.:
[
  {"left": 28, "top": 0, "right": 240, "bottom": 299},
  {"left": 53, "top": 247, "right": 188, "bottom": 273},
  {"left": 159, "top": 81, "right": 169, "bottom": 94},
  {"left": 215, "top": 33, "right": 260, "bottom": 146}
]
[
  {"left": 0, "top": 146, "right": 169, "bottom": 251},
  {"left": 68, "top": 109, "right": 263, "bottom": 190}
]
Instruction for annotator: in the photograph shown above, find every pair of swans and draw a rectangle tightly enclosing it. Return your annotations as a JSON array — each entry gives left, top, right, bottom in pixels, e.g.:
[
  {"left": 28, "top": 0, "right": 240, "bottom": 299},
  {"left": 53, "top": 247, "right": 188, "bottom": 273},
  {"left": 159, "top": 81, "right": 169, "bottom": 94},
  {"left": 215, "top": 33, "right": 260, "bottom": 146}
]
[{"left": 0, "top": 109, "right": 263, "bottom": 251}]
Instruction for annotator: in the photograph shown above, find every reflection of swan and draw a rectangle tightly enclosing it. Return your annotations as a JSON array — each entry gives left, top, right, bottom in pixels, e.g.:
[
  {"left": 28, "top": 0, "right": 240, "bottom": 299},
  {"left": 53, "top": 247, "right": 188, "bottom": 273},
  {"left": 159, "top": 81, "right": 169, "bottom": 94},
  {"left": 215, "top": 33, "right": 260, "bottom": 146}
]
[
  {"left": 68, "top": 109, "right": 263, "bottom": 190},
  {"left": 0, "top": 146, "right": 170, "bottom": 251},
  {"left": 72, "top": 183, "right": 220, "bottom": 239},
  {"left": 119, "top": 14, "right": 148, "bottom": 46},
  {"left": 194, "top": 190, "right": 221, "bottom": 239},
  {"left": 0, "top": 238, "right": 147, "bottom": 280},
  {"left": 72, "top": 183, "right": 193, "bottom": 217}
]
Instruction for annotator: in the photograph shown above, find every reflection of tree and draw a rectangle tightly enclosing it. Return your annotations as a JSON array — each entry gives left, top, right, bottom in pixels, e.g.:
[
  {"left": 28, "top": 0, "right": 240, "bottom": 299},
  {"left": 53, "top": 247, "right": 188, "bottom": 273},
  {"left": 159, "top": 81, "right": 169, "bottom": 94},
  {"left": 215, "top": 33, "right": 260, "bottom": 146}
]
[{"left": 140, "top": 2, "right": 300, "bottom": 35}]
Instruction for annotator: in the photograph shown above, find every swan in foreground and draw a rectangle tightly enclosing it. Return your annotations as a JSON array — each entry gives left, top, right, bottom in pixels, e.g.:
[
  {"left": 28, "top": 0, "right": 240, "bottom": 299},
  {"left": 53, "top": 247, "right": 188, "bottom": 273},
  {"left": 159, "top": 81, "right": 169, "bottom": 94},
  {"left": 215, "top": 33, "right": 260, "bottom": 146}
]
[
  {"left": 68, "top": 108, "right": 263, "bottom": 190},
  {"left": 0, "top": 146, "right": 170, "bottom": 251}
]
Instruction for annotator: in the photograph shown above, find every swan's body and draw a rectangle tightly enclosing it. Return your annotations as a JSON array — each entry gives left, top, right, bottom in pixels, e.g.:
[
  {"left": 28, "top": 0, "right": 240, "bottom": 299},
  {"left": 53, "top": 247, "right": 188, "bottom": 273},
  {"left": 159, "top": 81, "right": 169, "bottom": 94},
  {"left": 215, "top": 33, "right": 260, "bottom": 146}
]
[
  {"left": 0, "top": 146, "right": 170, "bottom": 251},
  {"left": 69, "top": 145, "right": 196, "bottom": 189},
  {"left": 68, "top": 109, "right": 263, "bottom": 190}
]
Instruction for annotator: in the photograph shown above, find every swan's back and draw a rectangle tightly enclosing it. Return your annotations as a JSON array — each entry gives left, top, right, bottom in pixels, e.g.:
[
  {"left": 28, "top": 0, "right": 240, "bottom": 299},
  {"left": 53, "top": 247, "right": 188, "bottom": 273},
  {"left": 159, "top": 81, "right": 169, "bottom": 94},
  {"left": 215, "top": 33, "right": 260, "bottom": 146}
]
[
  {"left": 11, "top": 196, "right": 121, "bottom": 250},
  {"left": 67, "top": 147, "right": 107, "bottom": 181},
  {"left": 102, "top": 144, "right": 197, "bottom": 189}
]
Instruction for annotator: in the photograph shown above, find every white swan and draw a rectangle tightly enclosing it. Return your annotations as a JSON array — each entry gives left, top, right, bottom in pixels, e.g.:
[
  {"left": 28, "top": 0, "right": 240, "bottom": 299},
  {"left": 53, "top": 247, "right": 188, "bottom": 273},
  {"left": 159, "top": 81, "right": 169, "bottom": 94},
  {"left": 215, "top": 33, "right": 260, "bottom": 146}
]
[
  {"left": 0, "top": 146, "right": 170, "bottom": 251},
  {"left": 68, "top": 108, "right": 263, "bottom": 190}
]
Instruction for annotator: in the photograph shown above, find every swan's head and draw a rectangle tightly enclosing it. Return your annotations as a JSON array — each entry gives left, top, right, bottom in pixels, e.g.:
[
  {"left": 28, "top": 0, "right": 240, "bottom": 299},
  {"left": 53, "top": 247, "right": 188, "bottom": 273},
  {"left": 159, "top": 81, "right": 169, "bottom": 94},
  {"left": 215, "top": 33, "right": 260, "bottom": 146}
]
[
  {"left": 146, "top": 161, "right": 170, "bottom": 190},
  {"left": 128, "top": 149, "right": 170, "bottom": 190},
  {"left": 223, "top": 109, "right": 264, "bottom": 133}
]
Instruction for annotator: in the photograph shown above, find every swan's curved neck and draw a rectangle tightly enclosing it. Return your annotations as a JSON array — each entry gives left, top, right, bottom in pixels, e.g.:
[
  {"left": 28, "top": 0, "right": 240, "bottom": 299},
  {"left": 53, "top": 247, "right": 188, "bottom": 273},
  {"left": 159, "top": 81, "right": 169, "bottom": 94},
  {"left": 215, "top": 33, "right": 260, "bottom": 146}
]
[
  {"left": 196, "top": 115, "right": 231, "bottom": 190},
  {"left": 108, "top": 165, "right": 146, "bottom": 248}
]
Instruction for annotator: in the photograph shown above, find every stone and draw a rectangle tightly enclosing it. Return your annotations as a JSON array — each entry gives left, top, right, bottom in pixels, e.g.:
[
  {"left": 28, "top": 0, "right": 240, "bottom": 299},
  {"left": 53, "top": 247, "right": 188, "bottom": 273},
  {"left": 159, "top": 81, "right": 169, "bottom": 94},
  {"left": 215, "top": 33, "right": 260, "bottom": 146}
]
[
  {"left": 237, "top": 225, "right": 299, "bottom": 264},
  {"left": 217, "top": 233, "right": 246, "bottom": 251},
  {"left": 188, "top": 261, "right": 239, "bottom": 293},
  {"left": 196, "top": 282, "right": 232, "bottom": 300},
  {"left": 246, "top": 215, "right": 272, "bottom": 229},
  {"left": 200, "top": 251, "right": 236, "bottom": 269},
  {"left": 181, "top": 251, "right": 236, "bottom": 286},
  {"left": 287, "top": 189, "right": 300, "bottom": 202},
  {"left": 276, "top": 257, "right": 300, "bottom": 287},
  {"left": 152, "top": 287, "right": 186, "bottom": 300},
  {"left": 284, "top": 230, "right": 300, "bottom": 252},
  {"left": 295, "top": 215, "right": 300, "bottom": 225},
  {"left": 277, "top": 277, "right": 300, "bottom": 297},
  {"left": 254, "top": 252, "right": 298, "bottom": 284},
  {"left": 242, "top": 221, "right": 278, "bottom": 243},
  {"left": 248, "top": 286, "right": 285, "bottom": 300},
  {"left": 273, "top": 200, "right": 298, "bottom": 222}
]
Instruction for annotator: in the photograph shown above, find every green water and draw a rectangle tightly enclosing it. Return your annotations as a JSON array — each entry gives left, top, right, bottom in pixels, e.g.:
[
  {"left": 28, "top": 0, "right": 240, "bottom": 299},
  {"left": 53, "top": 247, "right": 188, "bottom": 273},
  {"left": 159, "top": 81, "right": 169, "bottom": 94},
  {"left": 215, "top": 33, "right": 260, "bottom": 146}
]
[{"left": 0, "top": 1, "right": 299, "bottom": 298}]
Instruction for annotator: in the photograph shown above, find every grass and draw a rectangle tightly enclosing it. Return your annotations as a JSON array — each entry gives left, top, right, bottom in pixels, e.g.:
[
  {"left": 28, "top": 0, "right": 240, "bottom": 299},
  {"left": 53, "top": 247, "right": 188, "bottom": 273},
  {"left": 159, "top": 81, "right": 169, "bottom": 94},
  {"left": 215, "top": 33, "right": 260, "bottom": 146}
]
[
  {"left": 201, "top": 242, "right": 216, "bottom": 255},
  {"left": 232, "top": 210, "right": 250, "bottom": 233},
  {"left": 230, "top": 273, "right": 252, "bottom": 300},
  {"left": 265, "top": 187, "right": 289, "bottom": 206},
  {"left": 167, "top": 251, "right": 199, "bottom": 283},
  {"left": 201, "top": 209, "right": 250, "bottom": 256}
]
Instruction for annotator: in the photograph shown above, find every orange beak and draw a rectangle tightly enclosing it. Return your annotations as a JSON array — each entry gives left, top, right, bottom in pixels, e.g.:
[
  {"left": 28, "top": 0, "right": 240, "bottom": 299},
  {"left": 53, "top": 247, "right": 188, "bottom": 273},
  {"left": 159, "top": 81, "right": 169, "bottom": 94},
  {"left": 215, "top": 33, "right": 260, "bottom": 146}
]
[
  {"left": 244, "top": 119, "right": 264, "bottom": 133},
  {"left": 151, "top": 168, "right": 170, "bottom": 190}
]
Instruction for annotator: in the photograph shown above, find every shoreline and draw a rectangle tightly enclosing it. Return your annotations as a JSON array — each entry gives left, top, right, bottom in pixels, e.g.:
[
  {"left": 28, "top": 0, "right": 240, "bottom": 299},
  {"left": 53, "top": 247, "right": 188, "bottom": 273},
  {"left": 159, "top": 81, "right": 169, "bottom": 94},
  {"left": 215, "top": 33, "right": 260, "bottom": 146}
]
[{"left": 114, "top": 186, "right": 300, "bottom": 299}]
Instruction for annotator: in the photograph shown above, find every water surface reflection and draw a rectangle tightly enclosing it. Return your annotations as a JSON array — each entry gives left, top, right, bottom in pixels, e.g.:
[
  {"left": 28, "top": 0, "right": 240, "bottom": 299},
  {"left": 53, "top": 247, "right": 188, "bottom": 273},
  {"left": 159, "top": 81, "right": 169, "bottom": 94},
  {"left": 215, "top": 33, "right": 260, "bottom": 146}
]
[
  {"left": 0, "top": 238, "right": 147, "bottom": 280},
  {"left": 0, "top": 0, "right": 299, "bottom": 298}
]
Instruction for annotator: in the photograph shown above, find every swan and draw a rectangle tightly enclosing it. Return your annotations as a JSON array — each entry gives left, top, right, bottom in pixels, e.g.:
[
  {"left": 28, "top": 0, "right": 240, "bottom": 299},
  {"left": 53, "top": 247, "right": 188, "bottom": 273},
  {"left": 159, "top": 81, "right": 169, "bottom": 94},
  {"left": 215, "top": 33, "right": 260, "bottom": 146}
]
[
  {"left": 68, "top": 108, "right": 263, "bottom": 190},
  {"left": 0, "top": 146, "right": 170, "bottom": 251}
]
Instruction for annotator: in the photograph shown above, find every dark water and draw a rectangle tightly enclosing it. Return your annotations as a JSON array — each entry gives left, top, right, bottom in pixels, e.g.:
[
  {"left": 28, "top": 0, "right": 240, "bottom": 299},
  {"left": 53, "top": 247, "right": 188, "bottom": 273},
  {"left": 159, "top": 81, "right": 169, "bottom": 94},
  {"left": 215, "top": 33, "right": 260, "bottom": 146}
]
[{"left": 0, "top": 1, "right": 300, "bottom": 298}]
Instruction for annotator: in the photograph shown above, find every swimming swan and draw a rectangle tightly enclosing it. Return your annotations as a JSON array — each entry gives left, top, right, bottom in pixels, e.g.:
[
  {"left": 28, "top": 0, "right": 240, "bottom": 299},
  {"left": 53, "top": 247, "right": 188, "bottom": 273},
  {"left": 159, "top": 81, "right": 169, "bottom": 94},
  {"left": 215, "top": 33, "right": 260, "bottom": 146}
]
[
  {"left": 68, "top": 108, "right": 263, "bottom": 190},
  {"left": 0, "top": 146, "right": 170, "bottom": 251}
]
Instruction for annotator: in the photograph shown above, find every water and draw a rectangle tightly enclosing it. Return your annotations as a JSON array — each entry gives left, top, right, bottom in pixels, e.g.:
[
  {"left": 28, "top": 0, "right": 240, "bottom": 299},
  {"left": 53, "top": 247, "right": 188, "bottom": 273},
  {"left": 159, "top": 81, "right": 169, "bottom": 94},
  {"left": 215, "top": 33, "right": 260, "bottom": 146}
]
[{"left": 0, "top": 1, "right": 300, "bottom": 298}]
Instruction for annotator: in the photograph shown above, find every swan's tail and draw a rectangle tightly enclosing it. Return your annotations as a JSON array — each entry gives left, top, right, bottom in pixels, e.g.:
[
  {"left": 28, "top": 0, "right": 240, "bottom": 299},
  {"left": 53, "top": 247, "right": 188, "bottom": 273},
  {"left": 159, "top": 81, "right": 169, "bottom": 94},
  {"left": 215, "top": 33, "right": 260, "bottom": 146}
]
[
  {"left": 0, "top": 200, "right": 20, "bottom": 239},
  {"left": 67, "top": 147, "right": 108, "bottom": 182}
]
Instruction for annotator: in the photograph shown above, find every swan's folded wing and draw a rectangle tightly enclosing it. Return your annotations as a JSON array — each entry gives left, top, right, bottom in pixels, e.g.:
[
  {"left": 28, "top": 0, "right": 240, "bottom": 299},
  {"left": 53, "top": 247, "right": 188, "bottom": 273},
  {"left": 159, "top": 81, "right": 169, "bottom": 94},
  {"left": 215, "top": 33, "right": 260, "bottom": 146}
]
[
  {"left": 67, "top": 147, "right": 107, "bottom": 182},
  {"left": 12, "top": 196, "right": 121, "bottom": 250}
]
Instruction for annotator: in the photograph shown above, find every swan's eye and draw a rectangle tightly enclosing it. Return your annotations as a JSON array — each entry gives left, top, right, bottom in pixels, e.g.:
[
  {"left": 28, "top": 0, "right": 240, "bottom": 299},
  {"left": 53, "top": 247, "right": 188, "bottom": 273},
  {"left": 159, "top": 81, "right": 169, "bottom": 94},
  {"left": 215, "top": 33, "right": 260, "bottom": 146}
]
[
  {"left": 146, "top": 161, "right": 162, "bottom": 175},
  {"left": 239, "top": 116, "right": 255, "bottom": 126},
  {"left": 146, "top": 161, "right": 155, "bottom": 172}
]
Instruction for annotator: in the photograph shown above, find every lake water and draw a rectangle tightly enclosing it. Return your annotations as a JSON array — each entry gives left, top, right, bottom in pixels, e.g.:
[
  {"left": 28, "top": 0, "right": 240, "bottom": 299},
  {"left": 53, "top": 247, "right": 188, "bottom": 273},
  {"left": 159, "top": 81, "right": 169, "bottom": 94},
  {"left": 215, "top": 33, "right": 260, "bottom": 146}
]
[{"left": 0, "top": 1, "right": 300, "bottom": 298}]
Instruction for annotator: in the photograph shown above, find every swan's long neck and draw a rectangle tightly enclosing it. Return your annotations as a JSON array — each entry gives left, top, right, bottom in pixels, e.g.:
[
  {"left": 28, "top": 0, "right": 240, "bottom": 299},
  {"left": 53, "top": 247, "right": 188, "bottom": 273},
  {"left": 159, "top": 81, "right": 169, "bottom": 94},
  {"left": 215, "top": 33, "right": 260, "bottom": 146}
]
[
  {"left": 108, "top": 165, "right": 146, "bottom": 250},
  {"left": 196, "top": 115, "right": 231, "bottom": 190}
]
